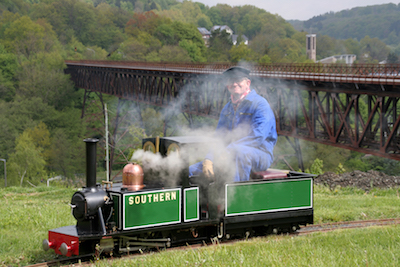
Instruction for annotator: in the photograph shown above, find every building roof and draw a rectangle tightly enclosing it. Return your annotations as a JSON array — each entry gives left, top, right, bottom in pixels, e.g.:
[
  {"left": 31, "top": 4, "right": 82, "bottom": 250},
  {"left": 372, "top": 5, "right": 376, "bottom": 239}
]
[
  {"left": 231, "top": 34, "right": 249, "bottom": 43},
  {"left": 210, "top": 25, "right": 233, "bottom": 34},
  {"left": 197, "top": 27, "right": 211, "bottom": 35}
]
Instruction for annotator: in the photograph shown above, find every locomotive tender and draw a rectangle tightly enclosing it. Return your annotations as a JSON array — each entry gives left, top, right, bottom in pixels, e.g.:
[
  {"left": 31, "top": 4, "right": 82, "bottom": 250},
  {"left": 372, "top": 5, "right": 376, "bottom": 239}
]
[{"left": 43, "top": 137, "right": 313, "bottom": 257}]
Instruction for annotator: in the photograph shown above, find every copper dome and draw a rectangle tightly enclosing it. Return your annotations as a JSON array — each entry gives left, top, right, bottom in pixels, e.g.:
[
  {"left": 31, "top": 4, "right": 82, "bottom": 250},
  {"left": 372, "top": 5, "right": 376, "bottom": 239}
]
[{"left": 122, "top": 163, "right": 145, "bottom": 191}]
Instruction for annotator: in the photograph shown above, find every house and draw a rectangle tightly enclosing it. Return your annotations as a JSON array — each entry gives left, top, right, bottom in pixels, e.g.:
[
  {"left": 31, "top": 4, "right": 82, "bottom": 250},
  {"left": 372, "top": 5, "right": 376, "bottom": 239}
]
[
  {"left": 317, "top": 54, "right": 356, "bottom": 64},
  {"left": 232, "top": 34, "right": 249, "bottom": 45},
  {"left": 197, "top": 27, "right": 211, "bottom": 46},
  {"left": 210, "top": 25, "right": 233, "bottom": 35},
  {"left": 198, "top": 25, "right": 249, "bottom": 46}
]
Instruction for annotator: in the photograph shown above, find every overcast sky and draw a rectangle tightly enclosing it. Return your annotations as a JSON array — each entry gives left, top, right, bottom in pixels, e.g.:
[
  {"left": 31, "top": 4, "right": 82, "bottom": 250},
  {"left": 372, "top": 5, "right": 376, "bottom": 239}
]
[{"left": 195, "top": 0, "right": 400, "bottom": 20}]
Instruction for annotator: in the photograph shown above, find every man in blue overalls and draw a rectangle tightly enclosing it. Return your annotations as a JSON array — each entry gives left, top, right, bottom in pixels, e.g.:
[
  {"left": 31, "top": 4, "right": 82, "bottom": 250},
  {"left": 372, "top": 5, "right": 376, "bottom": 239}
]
[{"left": 189, "top": 66, "right": 277, "bottom": 182}]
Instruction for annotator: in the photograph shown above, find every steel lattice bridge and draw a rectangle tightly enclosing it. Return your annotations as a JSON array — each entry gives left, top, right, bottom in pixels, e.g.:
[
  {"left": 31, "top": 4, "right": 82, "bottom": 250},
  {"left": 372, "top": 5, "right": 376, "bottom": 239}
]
[{"left": 65, "top": 60, "right": 400, "bottom": 164}]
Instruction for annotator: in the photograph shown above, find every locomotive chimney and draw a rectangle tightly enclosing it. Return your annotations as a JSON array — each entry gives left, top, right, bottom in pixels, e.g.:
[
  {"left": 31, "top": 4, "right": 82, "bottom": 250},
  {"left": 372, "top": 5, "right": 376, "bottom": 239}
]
[{"left": 84, "top": 138, "right": 99, "bottom": 188}]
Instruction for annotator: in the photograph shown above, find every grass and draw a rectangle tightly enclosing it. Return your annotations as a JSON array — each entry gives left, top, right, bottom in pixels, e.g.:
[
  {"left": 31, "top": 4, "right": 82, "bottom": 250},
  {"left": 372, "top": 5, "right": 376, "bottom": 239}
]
[
  {"left": 1, "top": 184, "right": 400, "bottom": 266},
  {"left": 0, "top": 186, "right": 76, "bottom": 266},
  {"left": 314, "top": 185, "right": 400, "bottom": 223},
  {"left": 95, "top": 225, "right": 400, "bottom": 266}
]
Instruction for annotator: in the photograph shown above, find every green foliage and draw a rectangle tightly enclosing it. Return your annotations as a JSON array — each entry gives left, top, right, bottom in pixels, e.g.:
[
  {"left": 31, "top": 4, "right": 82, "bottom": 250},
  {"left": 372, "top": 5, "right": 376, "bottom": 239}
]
[
  {"left": 8, "top": 130, "right": 47, "bottom": 186},
  {"left": 25, "top": 122, "right": 52, "bottom": 163},
  {"left": 16, "top": 52, "right": 76, "bottom": 109},
  {"left": 387, "top": 51, "right": 399, "bottom": 63},
  {"left": 269, "top": 38, "right": 305, "bottom": 63},
  {"left": 308, "top": 158, "right": 324, "bottom": 175},
  {"left": 0, "top": 44, "right": 18, "bottom": 101},
  {"left": 178, "top": 39, "right": 206, "bottom": 62},
  {"left": 229, "top": 43, "right": 258, "bottom": 63},
  {"left": 2, "top": 15, "right": 56, "bottom": 56},
  {"left": 207, "top": 29, "right": 232, "bottom": 62},
  {"left": 359, "top": 35, "right": 390, "bottom": 63},
  {"left": 158, "top": 45, "right": 191, "bottom": 62},
  {"left": 123, "top": 11, "right": 206, "bottom": 62},
  {"left": 335, "top": 163, "right": 346, "bottom": 175},
  {"left": 170, "top": 20, "right": 205, "bottom": 61}
]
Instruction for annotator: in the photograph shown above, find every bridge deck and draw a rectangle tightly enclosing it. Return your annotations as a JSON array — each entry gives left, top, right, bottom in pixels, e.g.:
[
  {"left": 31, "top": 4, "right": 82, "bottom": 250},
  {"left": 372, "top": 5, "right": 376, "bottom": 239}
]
[{"left": 65, "top": 60, "right": 400, "bottom": 161}]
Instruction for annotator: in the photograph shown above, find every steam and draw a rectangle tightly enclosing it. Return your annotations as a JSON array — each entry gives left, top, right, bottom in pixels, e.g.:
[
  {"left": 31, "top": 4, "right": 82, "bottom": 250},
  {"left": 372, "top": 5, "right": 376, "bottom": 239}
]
[
  {"left": 131, "top": 149, "right": 184, "bottom": 187},
  {"left": 127, "top": 63, "right": 283, "bottom": 187},
  {"left": 127, "top": 62, "right": 310, "bottom": 218}
]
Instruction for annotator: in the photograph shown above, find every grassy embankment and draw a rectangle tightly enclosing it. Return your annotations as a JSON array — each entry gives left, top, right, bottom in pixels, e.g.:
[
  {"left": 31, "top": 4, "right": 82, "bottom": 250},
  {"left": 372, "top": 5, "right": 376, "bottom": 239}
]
[{"left": 1, "top": 184, "right": 400, "bottom": 266}]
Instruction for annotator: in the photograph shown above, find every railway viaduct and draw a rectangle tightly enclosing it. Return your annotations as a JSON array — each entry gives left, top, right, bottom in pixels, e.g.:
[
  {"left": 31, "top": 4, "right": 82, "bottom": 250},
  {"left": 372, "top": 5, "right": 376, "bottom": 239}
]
[{"left": 65, "top": 60, "right": 400, "bottom": 171}]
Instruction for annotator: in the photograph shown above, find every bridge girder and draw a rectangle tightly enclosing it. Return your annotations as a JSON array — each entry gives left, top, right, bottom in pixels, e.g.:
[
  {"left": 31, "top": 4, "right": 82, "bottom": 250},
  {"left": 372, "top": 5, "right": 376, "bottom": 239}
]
[{"left": 65, "top": 61, "right": 400, "bottom": 161}]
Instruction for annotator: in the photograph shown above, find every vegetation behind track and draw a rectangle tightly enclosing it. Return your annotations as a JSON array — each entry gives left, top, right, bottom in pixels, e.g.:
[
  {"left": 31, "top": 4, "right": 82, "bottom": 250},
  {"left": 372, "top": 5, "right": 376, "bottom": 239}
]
[{"left": 1, "top": 184, "right": 400, "bottom": 266}]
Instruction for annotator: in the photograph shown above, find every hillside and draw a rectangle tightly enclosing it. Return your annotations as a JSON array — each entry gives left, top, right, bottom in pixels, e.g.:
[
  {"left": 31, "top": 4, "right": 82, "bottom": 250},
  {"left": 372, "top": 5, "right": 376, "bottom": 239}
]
[
  {"left": 0, "top": 0, "right": 399, "bottom": 188},
  {"left": 289, "top": 3, "right": 400, "bottom": 46}
]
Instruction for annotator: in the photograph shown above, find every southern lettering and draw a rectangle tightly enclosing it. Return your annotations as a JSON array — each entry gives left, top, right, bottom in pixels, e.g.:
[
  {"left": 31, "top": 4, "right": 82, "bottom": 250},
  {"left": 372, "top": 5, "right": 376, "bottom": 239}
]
[{"left": 128, "top": 191, "right": 177, "bottom": 205}]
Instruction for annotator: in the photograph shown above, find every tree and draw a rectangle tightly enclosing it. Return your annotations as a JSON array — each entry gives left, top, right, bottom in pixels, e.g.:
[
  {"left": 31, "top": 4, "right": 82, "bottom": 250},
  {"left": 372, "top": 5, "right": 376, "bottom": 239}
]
[
  {"left": 155, "top": 20, "right": 207, "bottom": 62},
  {"left": 25, "top": 122, "right": 52, "bottom": 164},
  {"left": 178, "top": 40, "right": 206, "bottom": 62},
  {"left": 48, "top": 128, "right": 84, "bottom": 178},
  {"left": 118, "top": 37, "right": 154, "bottom": 61},
  {"left": 0, "top": 101, "right": 18, "bottom": 160},
  {"left": 158, "top": 45, "right": 191, "bottom": 62},
  {"left": 0, "top": 44, "right": 17, "bottom": 102},
  {"left": 8, "top": 131, "right": 46, "bottom": 186},
  {"left": 16, "top": 52, "right": 76, "bottom": 110},
  {"left": 359, "top": 36, "right": 390, "bottom": 63},
  {"left": 197, "top": 14, "right": 212, "bottom": 29},
  {"left": 316, "top": 35, "right": 336, "bottom": 60},
  {"left": 2, "top": 16, "right": 54, "bottom": 57},
  {"left": 125, "top": 11, "right": 164, "bottom": 37},
  {"left": 387, "top": 52, "right": 399, "bottom": 63},
  {"left": 207, "top": 29, "right": 233, "bottom": 62},
  {"left": 154, "top": 23, "right": 176, "bottom": 45},
  {"left": 268, "top": 38, "right": 305, "bottom": 63},
  {"left": 229, "top": 43, "right": 258, "bottom": 63},
  {"left": 343, "top": 38, "right": 361, "bottom": 56}
]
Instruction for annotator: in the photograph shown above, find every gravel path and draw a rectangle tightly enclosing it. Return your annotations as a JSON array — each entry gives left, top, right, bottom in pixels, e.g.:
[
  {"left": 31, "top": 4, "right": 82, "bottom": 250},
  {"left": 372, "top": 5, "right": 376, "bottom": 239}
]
[{"left": 314, "top": 170, "right": 400, "bottom": 191}]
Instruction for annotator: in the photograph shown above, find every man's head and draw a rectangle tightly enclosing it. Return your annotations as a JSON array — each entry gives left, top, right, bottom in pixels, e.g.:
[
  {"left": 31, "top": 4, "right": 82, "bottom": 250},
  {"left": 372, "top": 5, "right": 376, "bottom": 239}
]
[{"left": 223, "top": 67, "right": 251, "bottom": 100}]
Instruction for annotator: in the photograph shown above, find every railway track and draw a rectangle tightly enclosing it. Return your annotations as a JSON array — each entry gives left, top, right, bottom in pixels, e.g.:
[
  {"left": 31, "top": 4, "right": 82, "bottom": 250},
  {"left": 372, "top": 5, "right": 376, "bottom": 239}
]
[
  {"left": 296, "top": 218, "right": 400, "bottom": 235},
  {"left": 29, "top": 218, "right": 400, "bottom": 266}
]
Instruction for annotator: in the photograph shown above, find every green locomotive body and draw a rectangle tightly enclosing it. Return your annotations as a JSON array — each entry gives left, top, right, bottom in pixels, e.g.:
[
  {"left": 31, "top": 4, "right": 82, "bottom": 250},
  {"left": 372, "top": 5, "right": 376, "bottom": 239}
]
[{"left": 43, "top": 137, "right": 313, "bottom": 257}]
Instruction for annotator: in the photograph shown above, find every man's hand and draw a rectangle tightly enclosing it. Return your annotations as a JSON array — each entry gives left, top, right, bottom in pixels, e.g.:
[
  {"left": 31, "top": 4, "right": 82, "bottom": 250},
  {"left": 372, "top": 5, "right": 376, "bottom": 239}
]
[{"left": 202, "top": 159, "right": 214, "bottom": 178}]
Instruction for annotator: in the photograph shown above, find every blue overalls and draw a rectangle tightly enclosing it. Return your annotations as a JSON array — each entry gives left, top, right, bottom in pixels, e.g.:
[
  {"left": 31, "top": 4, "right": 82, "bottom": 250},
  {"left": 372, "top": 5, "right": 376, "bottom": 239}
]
[{"left": 189, "top": 89, "right": 277, "bottom": 182}]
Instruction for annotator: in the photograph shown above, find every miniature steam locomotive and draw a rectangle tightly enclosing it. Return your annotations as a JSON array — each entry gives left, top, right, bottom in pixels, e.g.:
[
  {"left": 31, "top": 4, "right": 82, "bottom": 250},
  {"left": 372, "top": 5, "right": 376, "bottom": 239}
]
[{"left": 43, "top": 137, "right": 313, "bottom": 257}]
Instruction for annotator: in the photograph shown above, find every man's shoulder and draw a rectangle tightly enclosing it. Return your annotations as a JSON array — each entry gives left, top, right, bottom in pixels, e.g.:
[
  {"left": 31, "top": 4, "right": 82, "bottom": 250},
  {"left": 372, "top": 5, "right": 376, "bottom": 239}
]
[{"left": 246, "top": 90, "right": 269, "bottom": 104}]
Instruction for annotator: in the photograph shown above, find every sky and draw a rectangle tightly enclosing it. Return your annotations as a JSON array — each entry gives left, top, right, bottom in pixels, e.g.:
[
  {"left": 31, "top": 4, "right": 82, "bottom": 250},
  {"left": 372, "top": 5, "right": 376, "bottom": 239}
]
[{"left": 195, "top": 0, "right": 400, "bottom": 21}]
